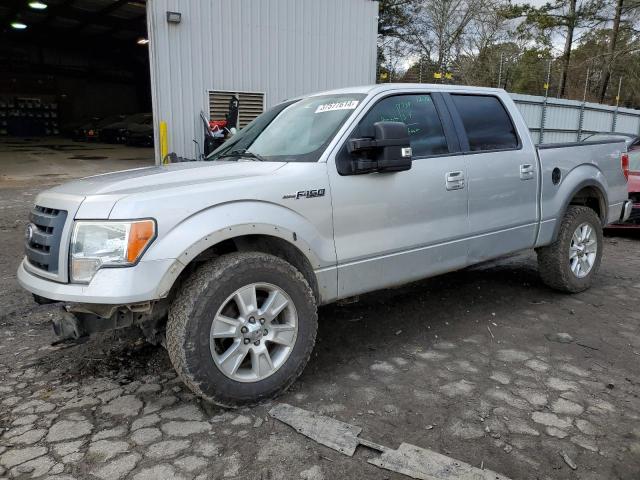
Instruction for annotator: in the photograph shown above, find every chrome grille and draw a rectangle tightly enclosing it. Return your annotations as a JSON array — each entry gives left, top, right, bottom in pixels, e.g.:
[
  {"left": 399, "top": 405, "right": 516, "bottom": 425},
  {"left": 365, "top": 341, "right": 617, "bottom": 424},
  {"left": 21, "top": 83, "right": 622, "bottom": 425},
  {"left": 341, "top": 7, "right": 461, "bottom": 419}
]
[{"left": 25, "top": 205, "right": 68, "bottom": 273}]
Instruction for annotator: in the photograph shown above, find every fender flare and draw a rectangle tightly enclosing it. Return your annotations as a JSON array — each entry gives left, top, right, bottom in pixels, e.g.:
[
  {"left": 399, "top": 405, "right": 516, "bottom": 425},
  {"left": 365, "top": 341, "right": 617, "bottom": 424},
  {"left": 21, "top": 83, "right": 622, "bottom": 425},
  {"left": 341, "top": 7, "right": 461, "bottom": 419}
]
[
  {"left": 146, "top": 201, "right": 334, "bottom": 298},
  {"left": 551, "top": 178, "right": 608, "bottom": 241}
]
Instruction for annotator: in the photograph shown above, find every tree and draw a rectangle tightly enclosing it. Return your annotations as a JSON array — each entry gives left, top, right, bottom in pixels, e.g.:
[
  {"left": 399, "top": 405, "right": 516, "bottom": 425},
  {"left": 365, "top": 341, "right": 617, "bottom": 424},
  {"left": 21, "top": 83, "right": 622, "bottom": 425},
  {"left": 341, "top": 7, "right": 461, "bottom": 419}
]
[
  {"left": 377, "top": 0, "right": 416, "bottom": 82},
  {"left": 405, "top": 0, "right": 493, "bottom": 76},
  {"left": 598, "top": 0, "right": 640, "bottom": 101},
  {"left": 516, "top": 1, "right": 607, "bottom": 97},
  {"left": 378, "top": 0, "right": 415, "bottom": 38}
]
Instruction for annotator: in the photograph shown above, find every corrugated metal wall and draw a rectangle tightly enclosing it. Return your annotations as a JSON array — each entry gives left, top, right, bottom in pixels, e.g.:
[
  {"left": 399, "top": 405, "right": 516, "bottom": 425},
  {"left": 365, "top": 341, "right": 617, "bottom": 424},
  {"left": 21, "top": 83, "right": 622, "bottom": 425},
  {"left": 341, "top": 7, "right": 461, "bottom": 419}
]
[
  {"left": 511, "top": 93, "right": 640, "bottom": 144},
  {"left": 147, "top": 0, "right": 379, "bottom": 163}
]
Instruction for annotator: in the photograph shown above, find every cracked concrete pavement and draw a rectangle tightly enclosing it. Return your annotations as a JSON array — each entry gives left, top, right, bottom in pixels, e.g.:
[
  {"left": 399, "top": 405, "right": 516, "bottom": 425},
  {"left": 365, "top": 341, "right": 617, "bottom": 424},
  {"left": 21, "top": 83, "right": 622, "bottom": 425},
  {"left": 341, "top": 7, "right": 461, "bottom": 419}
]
[{"left": 1, "top": 139, "right": 639, "bottom": 479}]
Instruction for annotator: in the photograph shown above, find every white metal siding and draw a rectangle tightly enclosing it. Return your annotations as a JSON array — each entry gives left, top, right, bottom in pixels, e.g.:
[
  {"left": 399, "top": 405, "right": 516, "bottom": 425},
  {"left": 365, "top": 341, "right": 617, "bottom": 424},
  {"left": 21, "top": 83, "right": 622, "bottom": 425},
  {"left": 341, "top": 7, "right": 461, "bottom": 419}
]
[{"left": 147, "top": 0, "right": 378, "bottom": 162}]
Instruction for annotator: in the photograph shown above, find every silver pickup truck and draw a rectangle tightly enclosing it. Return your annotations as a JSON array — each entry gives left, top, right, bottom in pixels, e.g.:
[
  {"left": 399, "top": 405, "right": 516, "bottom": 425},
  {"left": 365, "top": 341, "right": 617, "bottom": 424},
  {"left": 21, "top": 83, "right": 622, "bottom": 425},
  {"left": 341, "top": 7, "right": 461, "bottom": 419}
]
[{"left": 18, "top": 84, "right": 632, "bottom": 406}]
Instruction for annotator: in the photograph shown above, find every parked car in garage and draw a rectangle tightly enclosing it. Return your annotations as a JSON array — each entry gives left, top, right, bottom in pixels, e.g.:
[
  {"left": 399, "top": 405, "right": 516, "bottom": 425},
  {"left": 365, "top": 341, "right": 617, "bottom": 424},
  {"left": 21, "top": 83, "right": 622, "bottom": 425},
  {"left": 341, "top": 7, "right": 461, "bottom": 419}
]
[
  {"left": 61, "top": 116, "right": 101, "bottom": 140},
  {"left": 583, "top": 133, "right": 640, "bottom": 227},
  {"left": 87, "top": 114, "right": 127, "bottom": 142},
  {"left": 100, "top": 113, "right": 152, "bottom": 143},
  {"left": 124, "top": 115, "right": 154, "bottom": 147}
]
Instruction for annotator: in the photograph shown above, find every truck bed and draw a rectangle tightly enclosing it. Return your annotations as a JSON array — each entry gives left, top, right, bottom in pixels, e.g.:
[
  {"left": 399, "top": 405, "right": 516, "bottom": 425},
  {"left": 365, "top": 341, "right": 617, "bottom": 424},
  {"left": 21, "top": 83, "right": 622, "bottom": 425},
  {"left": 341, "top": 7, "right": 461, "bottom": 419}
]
[{"left": 535, "top": 139, "right": 628, "bottom": 246}]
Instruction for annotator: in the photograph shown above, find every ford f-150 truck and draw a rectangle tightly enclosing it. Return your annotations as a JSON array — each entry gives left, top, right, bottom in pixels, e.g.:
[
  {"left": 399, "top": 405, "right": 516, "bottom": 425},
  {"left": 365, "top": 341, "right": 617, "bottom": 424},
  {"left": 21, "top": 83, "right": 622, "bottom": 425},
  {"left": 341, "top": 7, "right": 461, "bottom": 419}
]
[{"left": 18, "top": 84, "right": 632, "bottom": 406}]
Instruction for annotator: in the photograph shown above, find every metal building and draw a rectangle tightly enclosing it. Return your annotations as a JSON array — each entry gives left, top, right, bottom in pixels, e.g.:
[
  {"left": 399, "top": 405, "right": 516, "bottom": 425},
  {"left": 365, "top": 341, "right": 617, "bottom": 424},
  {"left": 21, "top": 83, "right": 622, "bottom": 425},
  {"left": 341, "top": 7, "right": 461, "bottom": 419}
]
[{"left": 147, "top": 0, "right": 379, "bottom": 163}]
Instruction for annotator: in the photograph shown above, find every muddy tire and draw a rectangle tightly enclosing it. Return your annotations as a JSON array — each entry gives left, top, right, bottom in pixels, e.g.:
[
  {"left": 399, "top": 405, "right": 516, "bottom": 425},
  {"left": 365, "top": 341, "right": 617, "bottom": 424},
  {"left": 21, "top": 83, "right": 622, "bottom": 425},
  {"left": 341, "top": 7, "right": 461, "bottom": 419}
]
[
  {"left": 166, "top": 252, "right": 317, "bottom": 407},
  {"left": 537, "top": 206, "right": 603, "bottom": 293}
]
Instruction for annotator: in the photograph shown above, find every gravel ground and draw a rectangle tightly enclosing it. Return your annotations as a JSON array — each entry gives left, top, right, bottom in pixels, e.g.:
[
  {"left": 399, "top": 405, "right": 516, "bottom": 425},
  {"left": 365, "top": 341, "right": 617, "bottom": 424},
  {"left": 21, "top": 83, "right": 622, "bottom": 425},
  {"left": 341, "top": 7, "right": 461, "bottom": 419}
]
[{"left": 1, "top": 152, "right": 639, "bottom": 479}]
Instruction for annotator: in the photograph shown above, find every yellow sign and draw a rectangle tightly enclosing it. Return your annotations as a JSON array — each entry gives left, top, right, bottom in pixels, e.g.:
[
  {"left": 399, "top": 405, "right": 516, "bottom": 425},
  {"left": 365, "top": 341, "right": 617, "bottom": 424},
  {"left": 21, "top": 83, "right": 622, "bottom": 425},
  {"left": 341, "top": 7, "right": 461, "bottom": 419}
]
[
  {"left": 543, "top": 82, "right": 549, "bottom": 90},
  {"left": 445, "top": 72, "right": 453, "bottom": 80},
  {"left": 433, "top": 72, "right": 442, "bottom": 79},
  {"left": 380, "top": 72, "right": 388, "bottom": 80}
]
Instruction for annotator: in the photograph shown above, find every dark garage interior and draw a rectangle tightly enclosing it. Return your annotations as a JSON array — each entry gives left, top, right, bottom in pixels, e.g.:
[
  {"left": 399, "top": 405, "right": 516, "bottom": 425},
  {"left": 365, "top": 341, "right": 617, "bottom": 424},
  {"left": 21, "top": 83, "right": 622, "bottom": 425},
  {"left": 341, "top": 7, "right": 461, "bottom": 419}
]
[{"left": 0, "top": 0, "right": 151, "bottom": 144}]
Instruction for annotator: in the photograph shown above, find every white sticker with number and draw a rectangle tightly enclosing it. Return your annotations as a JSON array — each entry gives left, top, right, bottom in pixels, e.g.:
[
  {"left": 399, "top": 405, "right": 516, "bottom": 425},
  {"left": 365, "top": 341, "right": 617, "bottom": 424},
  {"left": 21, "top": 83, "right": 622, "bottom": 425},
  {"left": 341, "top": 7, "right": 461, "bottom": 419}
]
[{"left": 315, "top": 100, "right": 359, "bottom": 113}]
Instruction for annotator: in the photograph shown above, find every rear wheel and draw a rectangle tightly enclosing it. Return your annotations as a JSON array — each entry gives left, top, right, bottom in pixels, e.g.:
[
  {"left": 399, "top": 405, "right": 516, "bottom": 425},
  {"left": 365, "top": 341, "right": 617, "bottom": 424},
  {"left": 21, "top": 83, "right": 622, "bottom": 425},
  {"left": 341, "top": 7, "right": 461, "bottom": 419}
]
[
  {"left": 166, "top": 252, "right": 317, "bottom": 407},
  {"left": 537, "top": 206, "right": 603, "bottom": 293}
]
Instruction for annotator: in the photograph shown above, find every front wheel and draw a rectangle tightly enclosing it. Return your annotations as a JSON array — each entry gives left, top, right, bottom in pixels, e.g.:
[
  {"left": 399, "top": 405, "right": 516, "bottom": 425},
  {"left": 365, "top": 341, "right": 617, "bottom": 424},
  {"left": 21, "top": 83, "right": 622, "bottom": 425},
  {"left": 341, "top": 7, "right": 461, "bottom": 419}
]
[
  {"left": 166, "top": 252, "right": 318, "bottom": 407},
  {"left": 537, "top": 206, "right": 603, "bottom": 293}
]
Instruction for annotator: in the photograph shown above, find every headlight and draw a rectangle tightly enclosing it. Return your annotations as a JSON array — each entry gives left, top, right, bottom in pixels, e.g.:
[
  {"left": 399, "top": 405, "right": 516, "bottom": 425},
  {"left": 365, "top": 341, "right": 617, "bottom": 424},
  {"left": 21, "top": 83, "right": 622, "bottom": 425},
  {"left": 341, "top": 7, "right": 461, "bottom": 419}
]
[{"left": 70, "top": 220, "right": 156, "bottom": 283}]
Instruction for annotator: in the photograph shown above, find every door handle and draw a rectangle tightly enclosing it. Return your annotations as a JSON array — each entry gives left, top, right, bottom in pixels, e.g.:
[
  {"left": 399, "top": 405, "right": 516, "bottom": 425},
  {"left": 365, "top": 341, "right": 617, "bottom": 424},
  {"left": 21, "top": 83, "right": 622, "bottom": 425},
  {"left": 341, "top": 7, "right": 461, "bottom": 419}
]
[
  {"left": 520, "top": 164, "right": 535, "bottom": 180},
  {"left": 446, "top": 171, "right": 465, "bottom": 190}
]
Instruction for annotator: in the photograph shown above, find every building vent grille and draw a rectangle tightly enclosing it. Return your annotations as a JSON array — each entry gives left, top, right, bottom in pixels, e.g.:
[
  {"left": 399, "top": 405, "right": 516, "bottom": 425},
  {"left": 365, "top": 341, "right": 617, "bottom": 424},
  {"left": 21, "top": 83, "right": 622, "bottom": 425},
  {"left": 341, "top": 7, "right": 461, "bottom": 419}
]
[{"left": 208, "top": 91, "right": 265, "bottom": 128}]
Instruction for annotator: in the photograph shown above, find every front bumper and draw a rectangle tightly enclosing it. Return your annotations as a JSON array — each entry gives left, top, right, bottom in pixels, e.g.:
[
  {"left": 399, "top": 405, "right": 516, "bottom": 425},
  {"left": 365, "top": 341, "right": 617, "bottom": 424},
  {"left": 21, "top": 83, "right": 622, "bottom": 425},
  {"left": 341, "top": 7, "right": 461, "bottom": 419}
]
[{"left": 17, "top": 257, "right": 179, "bottom": 304}]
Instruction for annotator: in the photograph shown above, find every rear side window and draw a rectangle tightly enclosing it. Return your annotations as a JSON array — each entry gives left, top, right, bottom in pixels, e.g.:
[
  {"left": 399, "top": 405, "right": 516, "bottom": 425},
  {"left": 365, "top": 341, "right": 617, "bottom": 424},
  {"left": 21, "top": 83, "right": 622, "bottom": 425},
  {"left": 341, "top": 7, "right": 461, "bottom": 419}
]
[
  {"left": 451, "top": 95, "right": 518, "bottom": 152},
  {"left": 353, "top": 94, "right": 449, "bottom": 157}
]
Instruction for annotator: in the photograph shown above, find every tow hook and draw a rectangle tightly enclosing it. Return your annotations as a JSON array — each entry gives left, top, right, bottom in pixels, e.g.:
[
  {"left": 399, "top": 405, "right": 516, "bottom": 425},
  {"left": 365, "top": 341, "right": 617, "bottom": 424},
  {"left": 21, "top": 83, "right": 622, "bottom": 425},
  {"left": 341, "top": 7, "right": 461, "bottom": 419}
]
[{"left": 51, "top": 307, "right": 85, "bottom": 344}]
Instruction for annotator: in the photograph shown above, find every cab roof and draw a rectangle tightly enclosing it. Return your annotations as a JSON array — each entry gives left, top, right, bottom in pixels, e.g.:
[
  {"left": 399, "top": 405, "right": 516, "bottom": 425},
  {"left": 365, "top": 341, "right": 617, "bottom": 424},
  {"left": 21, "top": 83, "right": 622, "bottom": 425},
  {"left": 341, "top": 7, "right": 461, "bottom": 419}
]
[{"left": 308, "top": 83, "right": 507, "bottom": 97}]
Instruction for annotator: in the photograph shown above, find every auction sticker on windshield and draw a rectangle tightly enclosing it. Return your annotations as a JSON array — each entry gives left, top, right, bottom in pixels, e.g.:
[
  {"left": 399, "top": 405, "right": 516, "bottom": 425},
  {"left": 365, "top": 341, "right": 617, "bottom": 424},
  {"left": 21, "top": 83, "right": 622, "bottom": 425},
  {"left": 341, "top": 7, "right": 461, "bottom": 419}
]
[{"left": 315, "top": 100, "right": 359, "bottom": 113}]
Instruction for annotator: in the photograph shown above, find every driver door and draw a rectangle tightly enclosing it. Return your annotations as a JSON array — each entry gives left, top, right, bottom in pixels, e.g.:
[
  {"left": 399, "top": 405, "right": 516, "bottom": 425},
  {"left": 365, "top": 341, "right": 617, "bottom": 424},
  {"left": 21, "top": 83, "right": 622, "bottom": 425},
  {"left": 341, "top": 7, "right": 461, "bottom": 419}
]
[{"left": 328, "top": 92, "right": 469, "bottom": 298}]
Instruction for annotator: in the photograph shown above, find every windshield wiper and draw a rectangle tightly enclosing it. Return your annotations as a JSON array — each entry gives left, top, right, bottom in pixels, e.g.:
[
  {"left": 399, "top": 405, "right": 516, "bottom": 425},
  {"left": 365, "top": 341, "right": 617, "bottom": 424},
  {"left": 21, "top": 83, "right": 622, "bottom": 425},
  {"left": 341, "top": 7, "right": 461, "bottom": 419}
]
[{"left": 218, "top": 149, "right": 266, "bottom": 162}]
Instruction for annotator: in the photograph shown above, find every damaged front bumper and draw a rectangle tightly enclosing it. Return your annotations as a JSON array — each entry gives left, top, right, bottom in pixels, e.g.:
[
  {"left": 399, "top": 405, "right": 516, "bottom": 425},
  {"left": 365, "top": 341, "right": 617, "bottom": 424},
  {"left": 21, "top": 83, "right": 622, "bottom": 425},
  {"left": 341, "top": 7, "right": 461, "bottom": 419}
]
[{"left": 53, "top": 301, "right": 168, "bottom": 344}]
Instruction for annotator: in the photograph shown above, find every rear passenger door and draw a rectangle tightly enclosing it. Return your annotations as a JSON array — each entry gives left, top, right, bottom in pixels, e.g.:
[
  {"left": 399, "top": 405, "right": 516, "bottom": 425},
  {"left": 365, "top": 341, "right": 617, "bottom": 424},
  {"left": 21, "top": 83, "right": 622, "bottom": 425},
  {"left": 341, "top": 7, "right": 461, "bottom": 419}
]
[{"left": 445, "top": 93, "right": 538, "bottom": 262}]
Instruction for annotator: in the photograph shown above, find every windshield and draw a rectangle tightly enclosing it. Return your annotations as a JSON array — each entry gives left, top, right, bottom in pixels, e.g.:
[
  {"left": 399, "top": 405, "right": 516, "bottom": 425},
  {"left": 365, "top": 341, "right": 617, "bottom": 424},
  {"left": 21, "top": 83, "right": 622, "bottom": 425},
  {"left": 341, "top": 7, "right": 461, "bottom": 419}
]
[{"left": 207, "top": 94, "right": 365, "bottom": 162}]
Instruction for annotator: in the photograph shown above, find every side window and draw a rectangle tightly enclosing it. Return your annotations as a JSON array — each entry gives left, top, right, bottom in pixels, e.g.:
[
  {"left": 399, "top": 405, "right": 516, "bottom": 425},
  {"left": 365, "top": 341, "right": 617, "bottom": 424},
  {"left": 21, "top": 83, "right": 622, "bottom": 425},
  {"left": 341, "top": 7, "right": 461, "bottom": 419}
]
[
  {"left": 353, "top": 94, "right": 449, "bottom": 157},
  {"left": 451, "top": 95, "right": 518, "bottom": 152}
]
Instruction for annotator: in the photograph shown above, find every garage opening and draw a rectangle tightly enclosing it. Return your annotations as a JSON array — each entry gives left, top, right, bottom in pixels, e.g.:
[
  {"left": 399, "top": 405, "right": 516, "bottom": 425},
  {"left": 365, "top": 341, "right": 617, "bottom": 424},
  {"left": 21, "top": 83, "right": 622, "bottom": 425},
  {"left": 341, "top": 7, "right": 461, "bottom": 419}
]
[{"left": 0, "top": 0, "right": 155, "bottom": 176}]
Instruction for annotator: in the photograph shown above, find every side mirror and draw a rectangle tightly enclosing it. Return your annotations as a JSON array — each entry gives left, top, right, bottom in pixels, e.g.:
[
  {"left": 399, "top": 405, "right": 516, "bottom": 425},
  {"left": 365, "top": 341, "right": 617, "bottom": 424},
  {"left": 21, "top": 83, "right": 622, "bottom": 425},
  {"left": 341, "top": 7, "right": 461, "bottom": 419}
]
[{"left": 345, "top": 121, "right": 412, "bottom": 174}]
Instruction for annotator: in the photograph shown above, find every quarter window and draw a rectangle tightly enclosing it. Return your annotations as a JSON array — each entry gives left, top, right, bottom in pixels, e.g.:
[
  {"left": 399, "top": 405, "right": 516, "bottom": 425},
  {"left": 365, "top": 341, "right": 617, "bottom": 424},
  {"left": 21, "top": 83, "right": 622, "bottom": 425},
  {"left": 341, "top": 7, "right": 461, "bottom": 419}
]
[
  {"left": 353, "top": 94, "right": 449, "bottom": 157},
  {"left": 451, "top": 95, "right": 518, "bottom": 152}
]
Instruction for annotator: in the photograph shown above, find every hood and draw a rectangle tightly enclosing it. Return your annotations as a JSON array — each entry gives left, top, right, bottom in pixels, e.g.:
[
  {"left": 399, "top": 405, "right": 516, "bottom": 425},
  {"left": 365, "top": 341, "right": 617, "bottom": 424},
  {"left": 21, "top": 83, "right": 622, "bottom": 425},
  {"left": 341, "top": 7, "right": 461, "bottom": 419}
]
[{"left": 48, "top": 160, "right": 286, "bottom": 197}]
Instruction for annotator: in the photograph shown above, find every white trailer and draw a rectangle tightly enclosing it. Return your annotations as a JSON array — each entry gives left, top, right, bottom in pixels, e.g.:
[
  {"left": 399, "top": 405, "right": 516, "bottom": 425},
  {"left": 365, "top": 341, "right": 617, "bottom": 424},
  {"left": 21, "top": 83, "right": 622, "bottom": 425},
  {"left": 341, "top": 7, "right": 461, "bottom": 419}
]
[{"left": 147, "top": 0, "right": 379, "bottom": 163}]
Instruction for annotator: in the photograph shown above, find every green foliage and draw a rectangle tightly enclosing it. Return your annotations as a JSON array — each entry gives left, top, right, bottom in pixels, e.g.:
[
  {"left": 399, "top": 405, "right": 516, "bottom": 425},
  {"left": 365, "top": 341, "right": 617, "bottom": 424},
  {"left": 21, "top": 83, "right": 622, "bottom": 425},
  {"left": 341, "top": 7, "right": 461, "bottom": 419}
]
[{"left": 377, "top": 0, "right": 640, "bottom": 106}]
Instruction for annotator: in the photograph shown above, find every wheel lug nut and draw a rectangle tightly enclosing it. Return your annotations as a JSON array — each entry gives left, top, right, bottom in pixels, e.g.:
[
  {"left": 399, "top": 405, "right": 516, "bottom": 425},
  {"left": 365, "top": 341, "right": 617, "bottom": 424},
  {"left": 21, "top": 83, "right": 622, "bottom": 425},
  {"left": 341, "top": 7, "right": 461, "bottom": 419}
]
[
  {"left": 249, "top": 317, "right": 256, "bottom": 324},
  {"left": 243, "top": 338, "right": 250, "bottom": 344},
  {"left": 259, "top": 318, "right": 265, "bottom": 324},
  {"left": 254, "top": 340, "right": 260, "bottom": 346},
  {"left": 263, "top": 329, "right": 268, "bottom": 335},
  {"left": 241, "top": 326, "right": 248, "bottom": 333}
]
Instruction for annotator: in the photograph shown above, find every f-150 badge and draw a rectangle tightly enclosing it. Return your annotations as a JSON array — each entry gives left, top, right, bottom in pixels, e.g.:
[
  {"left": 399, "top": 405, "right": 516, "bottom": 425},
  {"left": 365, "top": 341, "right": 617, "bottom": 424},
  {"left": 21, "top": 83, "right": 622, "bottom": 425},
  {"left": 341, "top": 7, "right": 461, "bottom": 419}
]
[{"left": 283, "top": 189, "right": 326, "bottom": 200}]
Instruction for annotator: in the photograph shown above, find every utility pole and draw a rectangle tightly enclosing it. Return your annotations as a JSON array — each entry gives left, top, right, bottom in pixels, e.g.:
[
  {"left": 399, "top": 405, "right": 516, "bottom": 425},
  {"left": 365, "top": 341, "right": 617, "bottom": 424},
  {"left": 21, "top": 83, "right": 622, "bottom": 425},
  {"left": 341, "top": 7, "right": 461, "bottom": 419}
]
[
  {"left": 419, "top": 58, "right": 423, "bottom": 83},
  {"left": 388, "top": 44, "right": 392, "bottom": 83},
  {"left": 497, "top": 52, "right": 504, "bottom": 89},
  {"left": 539, "top": 59, "right": 552, "bottom": 144},
  {"left": 611, "top": 77, "right": 622, "bottom": 132},
  {"left": 577, "top": 66, "right": 590, "bottom": 141}
]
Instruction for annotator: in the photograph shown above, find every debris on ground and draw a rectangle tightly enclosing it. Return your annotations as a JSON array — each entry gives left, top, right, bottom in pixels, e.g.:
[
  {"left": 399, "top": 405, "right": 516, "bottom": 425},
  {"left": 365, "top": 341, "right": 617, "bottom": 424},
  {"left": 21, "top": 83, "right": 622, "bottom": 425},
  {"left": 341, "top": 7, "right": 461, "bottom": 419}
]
[
  {"left": 270, "top": 403, "right": 512, "bottom": 480},
  {"left": 545, "top": 332, "right": 574, "bottom": 344},
  {"left": 559, "top": 451, "right": 577, "bottom": 470}
]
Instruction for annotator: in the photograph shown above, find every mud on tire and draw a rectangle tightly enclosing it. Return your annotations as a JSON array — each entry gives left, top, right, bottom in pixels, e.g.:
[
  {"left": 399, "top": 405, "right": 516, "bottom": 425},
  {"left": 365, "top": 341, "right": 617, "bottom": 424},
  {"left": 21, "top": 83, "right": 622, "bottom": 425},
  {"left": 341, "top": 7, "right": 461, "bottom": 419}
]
[
  {"left": 536, "top": 205, "right": 603, "bottom": 293},
  {"left": 166, "top": 252, "right": 318, "bottom": 407}
]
